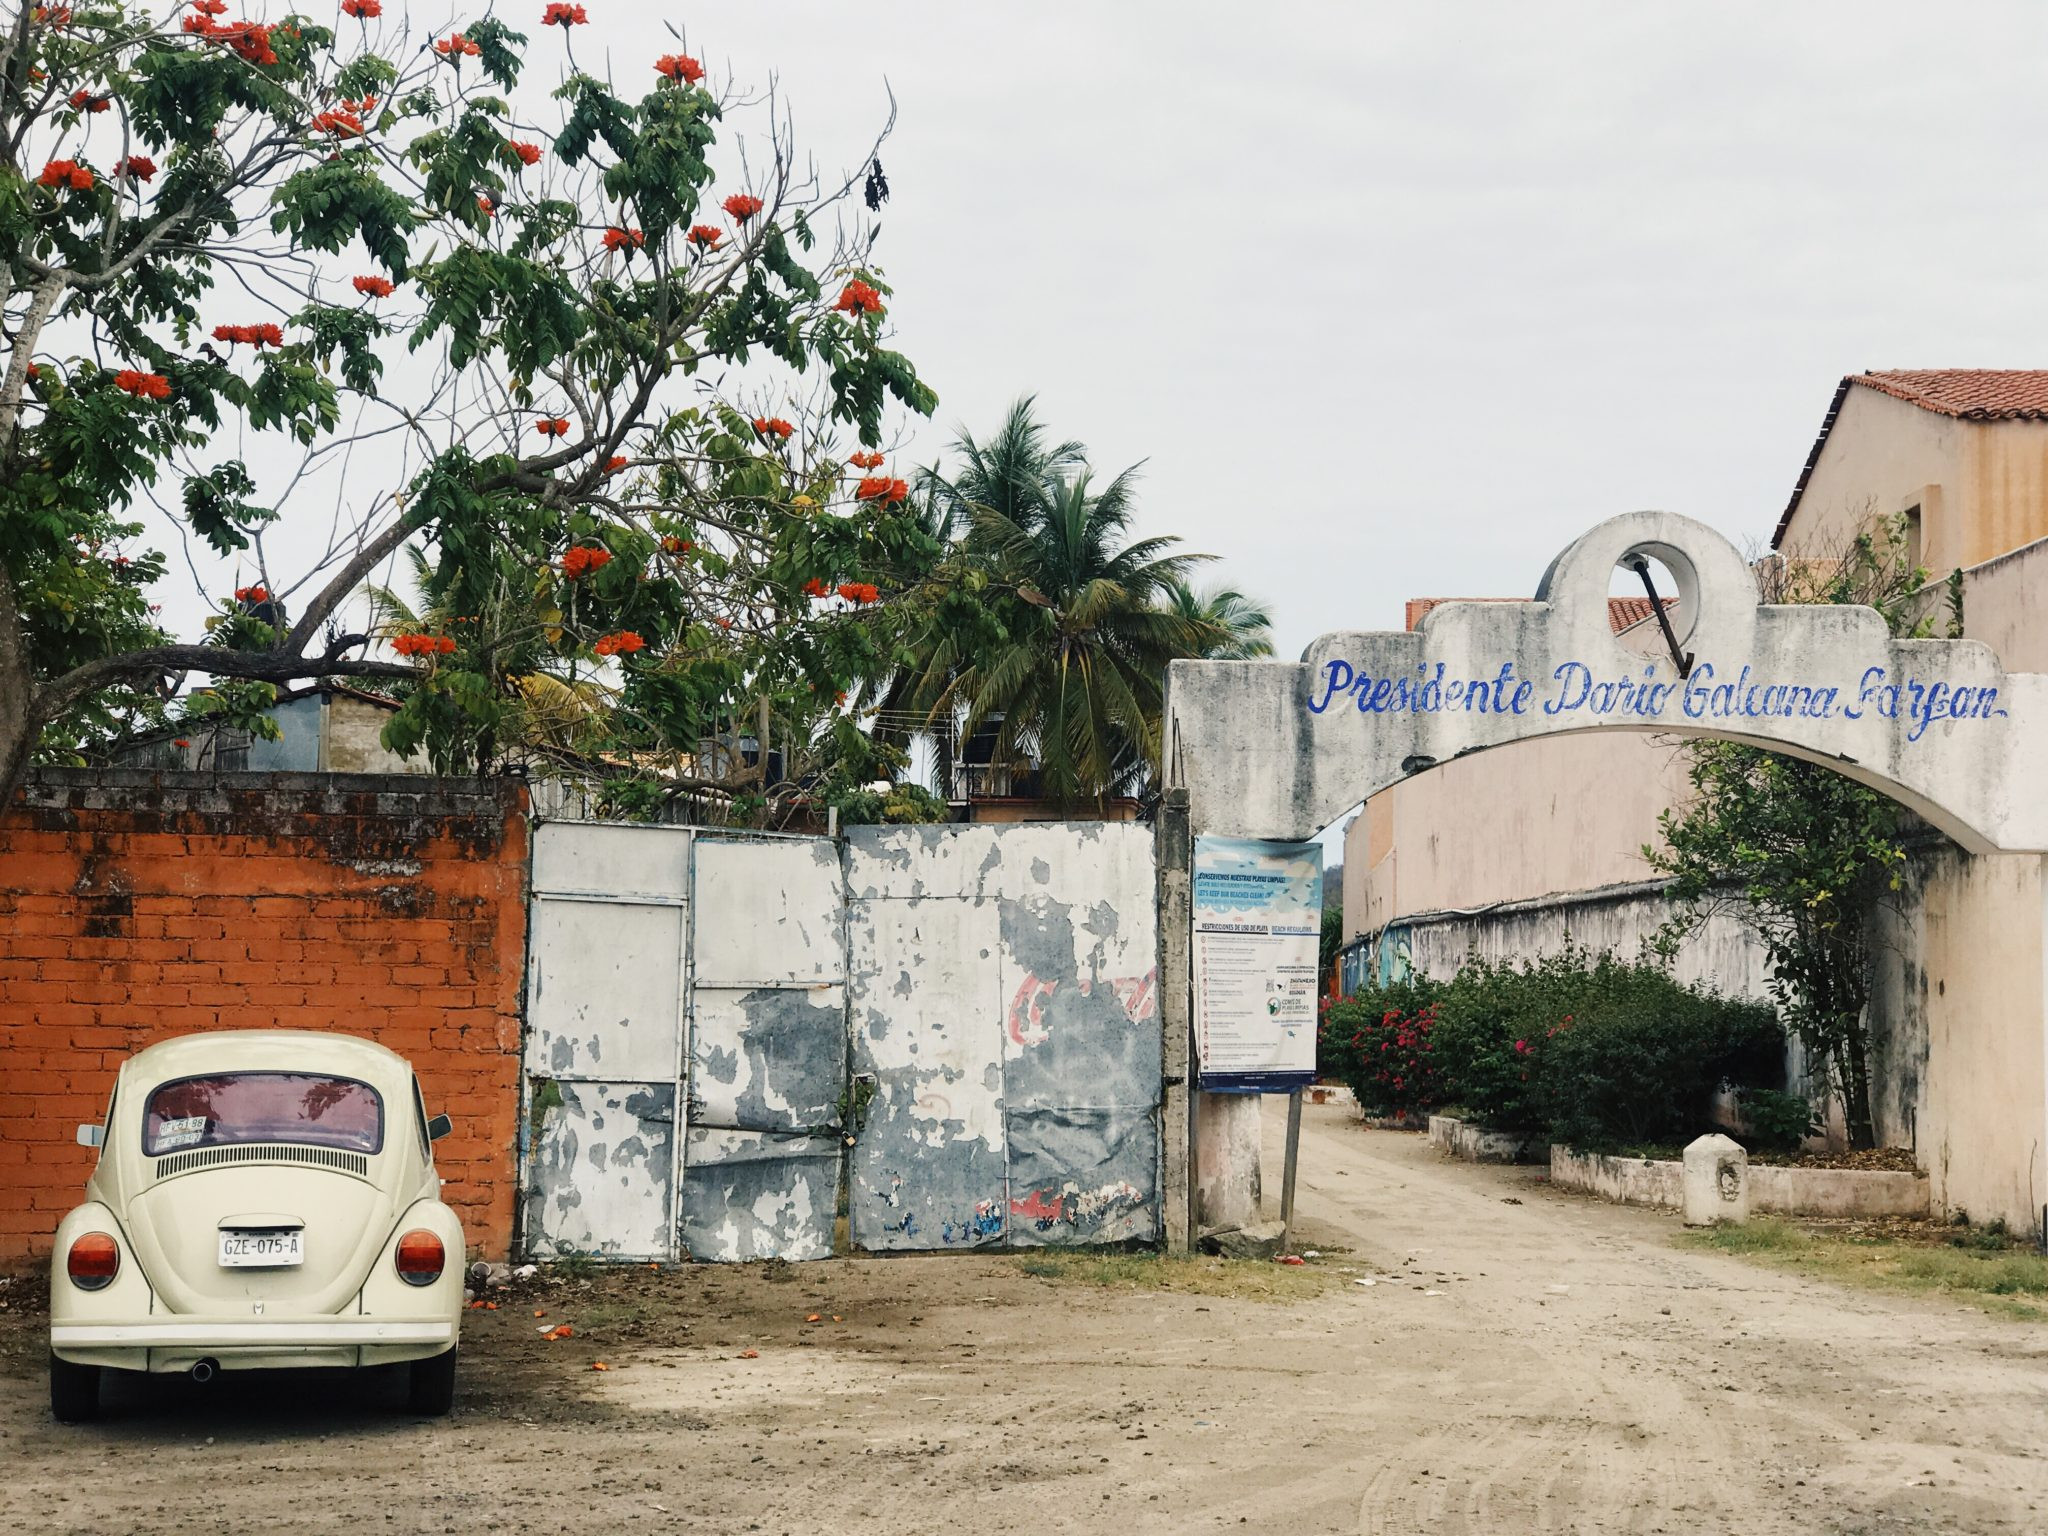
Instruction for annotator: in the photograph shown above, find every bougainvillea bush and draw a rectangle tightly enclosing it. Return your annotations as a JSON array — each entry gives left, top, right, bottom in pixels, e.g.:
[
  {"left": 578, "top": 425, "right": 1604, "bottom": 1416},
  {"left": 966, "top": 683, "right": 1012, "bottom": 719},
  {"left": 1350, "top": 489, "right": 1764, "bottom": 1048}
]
[{"left": 1323, "top": 949, "right": 1784, "bottom": 1150}]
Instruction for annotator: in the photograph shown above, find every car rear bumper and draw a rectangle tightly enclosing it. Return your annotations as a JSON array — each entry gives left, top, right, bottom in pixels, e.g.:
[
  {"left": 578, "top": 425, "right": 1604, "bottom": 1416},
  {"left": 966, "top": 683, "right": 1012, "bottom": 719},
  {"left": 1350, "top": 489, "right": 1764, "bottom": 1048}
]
[
  {"left": 52, "top": 1318, "right": 456, "bottom": 1372},
  {"left": 54, "top": 1319, "right": 453, "bottom": 1347}
]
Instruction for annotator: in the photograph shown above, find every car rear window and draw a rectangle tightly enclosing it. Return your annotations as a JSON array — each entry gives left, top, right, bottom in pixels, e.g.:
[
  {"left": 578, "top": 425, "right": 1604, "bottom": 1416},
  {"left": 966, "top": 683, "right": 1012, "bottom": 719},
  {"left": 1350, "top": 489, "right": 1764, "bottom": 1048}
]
[{"left": 142, "top": 1073, "right": 384, "bottom": 1156}]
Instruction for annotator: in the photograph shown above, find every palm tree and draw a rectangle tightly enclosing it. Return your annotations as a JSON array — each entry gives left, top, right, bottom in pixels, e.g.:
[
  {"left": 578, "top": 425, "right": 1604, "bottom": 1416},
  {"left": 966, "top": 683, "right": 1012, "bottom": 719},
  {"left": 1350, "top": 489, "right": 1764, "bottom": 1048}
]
[
  {"left": 1160, "top": 577, "right": 1277, "bottom": 660},
  {"left": 955, "top": 466, "right": 1214, "bottom": 804}
]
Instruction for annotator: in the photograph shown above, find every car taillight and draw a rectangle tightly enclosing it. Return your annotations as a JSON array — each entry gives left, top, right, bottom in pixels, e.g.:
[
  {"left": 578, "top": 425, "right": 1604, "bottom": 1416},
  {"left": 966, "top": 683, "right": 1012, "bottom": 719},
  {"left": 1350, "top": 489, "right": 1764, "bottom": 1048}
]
[
  {"left": 395, "top": 1229, "right": 445, "bottom": 1286},
  {"left": 67, "top": 1232, "right": 119, "bottom": 1290}
]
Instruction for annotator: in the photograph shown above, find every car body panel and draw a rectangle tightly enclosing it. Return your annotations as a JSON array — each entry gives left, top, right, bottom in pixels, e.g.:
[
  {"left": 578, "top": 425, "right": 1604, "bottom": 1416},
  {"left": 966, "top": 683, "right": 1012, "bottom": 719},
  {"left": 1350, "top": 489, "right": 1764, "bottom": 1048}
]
[{"left": 50, "top": 1031, "right": 464, "bottom": 1375}]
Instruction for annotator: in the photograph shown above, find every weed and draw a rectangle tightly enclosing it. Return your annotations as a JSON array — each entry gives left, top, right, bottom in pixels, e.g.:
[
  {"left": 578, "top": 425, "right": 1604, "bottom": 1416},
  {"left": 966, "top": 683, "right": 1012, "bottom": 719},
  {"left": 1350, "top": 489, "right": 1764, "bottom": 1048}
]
[{"left": 1682, "top": 1217, "right": 2048, "bottom": 1321}]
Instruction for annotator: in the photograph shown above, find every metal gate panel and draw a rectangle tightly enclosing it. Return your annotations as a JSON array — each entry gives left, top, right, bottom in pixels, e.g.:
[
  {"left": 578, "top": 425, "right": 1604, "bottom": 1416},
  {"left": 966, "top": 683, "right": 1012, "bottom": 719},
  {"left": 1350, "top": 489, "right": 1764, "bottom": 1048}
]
[
  {"left": 681, "top": 1126, "right": 839, "bottom": 1262},
  {"left": 997, "top": 879, "right": 1161, "bottom": 1246},
  {"left": 526, "top": 898, "right": 685, "bottom": 1082},
  {"left": 847, "top": 893, "right": 1009, "bottom": 1249},
  {"left": 523, "top": 1080, "right": 676, "bottom": 1260},
  {"left": 522, "top": 823, "right": 692, "bottom": 1261},
  {"left": 682, "top": 836, "right": 845, "bottom": 1261}
]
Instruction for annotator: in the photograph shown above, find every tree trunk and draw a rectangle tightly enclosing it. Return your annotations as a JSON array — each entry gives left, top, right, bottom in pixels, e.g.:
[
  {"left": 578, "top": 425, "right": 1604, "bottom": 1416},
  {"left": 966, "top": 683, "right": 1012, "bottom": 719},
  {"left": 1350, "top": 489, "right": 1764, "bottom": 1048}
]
[{"left": 0, "top": 559, "right": 41, "bottom": 816}]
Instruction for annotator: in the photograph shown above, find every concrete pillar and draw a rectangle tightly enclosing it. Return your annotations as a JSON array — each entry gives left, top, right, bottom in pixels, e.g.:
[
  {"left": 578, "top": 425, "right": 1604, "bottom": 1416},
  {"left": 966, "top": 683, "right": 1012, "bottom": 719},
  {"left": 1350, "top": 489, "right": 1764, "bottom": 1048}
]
[
  {"left": 1683, "top": 1133, "right": 1748, "bottom": 1227},
  {"left": 1196, "top": 1092, "right": 1263, "bottom": 1231},
  {"left": 1158, "top": 789, "right": 1193, "bottom": 1253}
]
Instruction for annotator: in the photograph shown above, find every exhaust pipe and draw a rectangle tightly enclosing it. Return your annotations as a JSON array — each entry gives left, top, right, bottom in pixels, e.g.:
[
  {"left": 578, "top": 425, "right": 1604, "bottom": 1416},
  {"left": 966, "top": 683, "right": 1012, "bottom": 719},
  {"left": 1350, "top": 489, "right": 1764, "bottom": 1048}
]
[{"left": 190, "top": 1358, "right": 218, "bottom": 1384}]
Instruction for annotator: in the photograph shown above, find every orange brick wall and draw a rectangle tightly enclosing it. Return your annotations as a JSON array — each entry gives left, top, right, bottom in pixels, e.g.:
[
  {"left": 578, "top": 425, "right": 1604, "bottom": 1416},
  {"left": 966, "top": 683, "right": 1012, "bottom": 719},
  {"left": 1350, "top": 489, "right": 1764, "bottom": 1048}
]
[{"left": 0, "top": 770, "right": 529, "bottom": 1264}]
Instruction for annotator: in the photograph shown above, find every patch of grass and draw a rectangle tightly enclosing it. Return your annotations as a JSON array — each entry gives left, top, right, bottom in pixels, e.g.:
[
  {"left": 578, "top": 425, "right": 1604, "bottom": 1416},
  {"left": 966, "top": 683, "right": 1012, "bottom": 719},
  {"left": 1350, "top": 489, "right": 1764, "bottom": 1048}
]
[
  {"left": 1010, "top": 1249, "right": 1338, "bottom": 1301},
  {"left": 1681, "top": 1216, "right": 2048, "bottom": 1321}
]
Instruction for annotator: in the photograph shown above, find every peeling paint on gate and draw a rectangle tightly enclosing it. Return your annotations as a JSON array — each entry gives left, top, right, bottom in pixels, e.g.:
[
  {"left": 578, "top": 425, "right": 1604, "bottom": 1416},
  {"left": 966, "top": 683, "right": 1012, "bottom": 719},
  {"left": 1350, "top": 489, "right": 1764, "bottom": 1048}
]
[
  {"left": 680, "top": 1127, "right": 838, "bottom": 1262},
  {"left": 522, "top": 1079, "right": 675, "bottom": 1259},
  {"left": 681, "top": 837, "right": 846, "bottom": 1263},
  {"left": 522, "top": 822, "right": 1161, "bottom": 1263},
  {"left": 845, "top": 825, "right": 1161, "bottom": 1252}
]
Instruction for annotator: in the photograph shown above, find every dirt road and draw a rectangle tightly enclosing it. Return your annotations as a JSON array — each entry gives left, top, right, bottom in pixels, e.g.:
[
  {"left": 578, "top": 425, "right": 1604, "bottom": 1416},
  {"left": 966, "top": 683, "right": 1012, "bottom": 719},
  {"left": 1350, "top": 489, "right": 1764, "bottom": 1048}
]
[{"left": 4, "top": 1102, "right": 2045, "bottom": 1534}]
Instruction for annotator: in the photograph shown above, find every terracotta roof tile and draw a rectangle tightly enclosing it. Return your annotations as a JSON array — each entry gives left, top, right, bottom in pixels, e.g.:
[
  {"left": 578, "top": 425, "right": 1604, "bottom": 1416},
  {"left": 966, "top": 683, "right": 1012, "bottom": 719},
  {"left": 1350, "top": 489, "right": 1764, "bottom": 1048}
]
[
  {"left": 1775, "top": 371, "right": 2048, "bottom": 548},
  {"left": 1406, "top": 596, "right": 1664, "bottom": 636}
]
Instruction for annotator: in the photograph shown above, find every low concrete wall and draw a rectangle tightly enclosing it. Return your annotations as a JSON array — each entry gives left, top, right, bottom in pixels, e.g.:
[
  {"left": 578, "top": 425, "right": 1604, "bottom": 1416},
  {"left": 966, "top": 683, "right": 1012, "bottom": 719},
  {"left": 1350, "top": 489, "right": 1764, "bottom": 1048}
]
[
  {"left": 1550, "top": 1146, "right": 1930, "bottom": 1218},
  {"left": 1427, "top": 1114, "right": 1550, "bottom": 1165}
]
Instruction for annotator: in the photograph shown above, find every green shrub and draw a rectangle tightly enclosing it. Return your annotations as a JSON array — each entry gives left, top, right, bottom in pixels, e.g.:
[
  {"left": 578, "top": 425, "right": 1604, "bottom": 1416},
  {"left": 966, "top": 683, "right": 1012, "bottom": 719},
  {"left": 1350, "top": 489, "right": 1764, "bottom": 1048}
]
[
  {"left": 1326, "top": 947, "right": 1784, "bottom": 1150},
  {"left": 1532, "top": 978, "right": 1781, "bottom": 1151},
  {"left": 1738, "top": 1088, "right": 1817, "bottom": 1152}
]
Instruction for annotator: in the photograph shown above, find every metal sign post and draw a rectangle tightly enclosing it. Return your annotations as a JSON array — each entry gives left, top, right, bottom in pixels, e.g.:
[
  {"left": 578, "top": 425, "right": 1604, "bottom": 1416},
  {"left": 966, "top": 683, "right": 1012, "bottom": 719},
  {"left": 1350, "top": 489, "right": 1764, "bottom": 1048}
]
[{"left": 1278, "top": 1088, "right": 1304, "bottom": 1252}]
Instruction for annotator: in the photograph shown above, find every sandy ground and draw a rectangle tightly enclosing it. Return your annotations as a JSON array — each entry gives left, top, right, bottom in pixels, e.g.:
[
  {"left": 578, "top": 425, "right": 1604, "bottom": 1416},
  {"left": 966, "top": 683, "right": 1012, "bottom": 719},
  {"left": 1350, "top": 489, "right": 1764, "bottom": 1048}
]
[{"left": 4, "top": 1101, "right": 2047, "bottom": 1534}]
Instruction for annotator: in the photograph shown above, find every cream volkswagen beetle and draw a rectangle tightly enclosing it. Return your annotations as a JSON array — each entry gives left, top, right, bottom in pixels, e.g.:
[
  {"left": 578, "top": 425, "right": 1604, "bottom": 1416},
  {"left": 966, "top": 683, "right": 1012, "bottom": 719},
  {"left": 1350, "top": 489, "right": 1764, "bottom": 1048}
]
[{"left": 50, "top": 1030, "right": 466, "bottom": 1421}]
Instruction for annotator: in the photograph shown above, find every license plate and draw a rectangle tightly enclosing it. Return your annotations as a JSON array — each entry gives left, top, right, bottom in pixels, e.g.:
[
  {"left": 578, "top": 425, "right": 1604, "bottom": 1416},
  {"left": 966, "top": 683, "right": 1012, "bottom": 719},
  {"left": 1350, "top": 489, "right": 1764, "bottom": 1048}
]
[{"left": 218, "top": 1229, "right": 304, "bottom": 1267}]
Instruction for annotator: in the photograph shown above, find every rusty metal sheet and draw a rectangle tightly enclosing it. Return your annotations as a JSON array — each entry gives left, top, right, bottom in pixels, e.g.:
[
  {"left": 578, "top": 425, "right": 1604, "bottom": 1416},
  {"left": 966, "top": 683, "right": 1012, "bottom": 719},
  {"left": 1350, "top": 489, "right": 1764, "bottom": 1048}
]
[
  {"left": 680, "top": 1127, "right": 838, "bottom": 1262},
  {"left": 522, "top": 1079, "right": 674, "bottom": 1260},
  {"left": 525, "top": 897, "right": 683, "bottom": 1083},
  {"left": 847, "top": 894, "right": 1008, "bottom": 1250},
  {"left": 689, "top": 985, "right": 846, "bottom": 1133}
]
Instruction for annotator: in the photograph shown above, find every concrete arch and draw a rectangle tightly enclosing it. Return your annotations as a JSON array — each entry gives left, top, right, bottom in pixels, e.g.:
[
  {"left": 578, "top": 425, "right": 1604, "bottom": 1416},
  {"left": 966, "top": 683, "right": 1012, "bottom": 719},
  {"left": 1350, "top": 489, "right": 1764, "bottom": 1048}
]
[{"left": 1164, "top": 511, "right": 2048, "bottom": 854}]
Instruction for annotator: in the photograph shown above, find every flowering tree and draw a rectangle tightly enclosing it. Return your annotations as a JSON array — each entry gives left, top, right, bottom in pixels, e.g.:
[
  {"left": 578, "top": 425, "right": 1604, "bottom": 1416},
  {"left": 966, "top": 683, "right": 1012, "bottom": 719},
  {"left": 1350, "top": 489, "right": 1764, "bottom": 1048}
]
[{"left": 0, "top": 2, "right": 935, "bottom": 810}]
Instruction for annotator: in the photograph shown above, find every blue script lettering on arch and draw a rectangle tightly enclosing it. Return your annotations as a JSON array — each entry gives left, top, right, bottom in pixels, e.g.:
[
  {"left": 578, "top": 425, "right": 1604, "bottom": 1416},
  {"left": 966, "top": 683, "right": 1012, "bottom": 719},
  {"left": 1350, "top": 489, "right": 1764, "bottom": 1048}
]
[{"left": 1305, "top": 654, "right": 2007, "bottom": 740}]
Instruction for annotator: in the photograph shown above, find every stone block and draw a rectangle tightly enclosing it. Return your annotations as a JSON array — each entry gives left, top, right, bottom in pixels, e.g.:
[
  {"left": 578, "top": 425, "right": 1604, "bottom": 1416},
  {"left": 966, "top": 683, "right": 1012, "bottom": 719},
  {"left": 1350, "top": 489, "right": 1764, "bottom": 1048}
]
[{"left": 1683, "top": 1133, "right": 1748, "bottom": 1226}]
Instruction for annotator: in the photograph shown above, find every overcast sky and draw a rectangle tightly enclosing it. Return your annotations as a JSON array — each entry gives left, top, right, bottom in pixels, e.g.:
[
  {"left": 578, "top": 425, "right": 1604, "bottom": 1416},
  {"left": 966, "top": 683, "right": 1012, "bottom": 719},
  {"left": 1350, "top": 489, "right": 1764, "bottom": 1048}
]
[
  {"left": 621, "top": 0, "right": 2048, "bottom": 660},
  {"left": 124, "top": 2, "right": 2048, "bottom": 667}
]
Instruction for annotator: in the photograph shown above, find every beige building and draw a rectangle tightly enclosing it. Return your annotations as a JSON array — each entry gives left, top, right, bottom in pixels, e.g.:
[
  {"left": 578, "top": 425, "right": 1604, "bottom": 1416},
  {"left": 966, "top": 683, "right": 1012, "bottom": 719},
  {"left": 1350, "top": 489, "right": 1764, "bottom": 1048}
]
[{"left": 1343, "top": 370, "right": 2048, "bottom": 1233}]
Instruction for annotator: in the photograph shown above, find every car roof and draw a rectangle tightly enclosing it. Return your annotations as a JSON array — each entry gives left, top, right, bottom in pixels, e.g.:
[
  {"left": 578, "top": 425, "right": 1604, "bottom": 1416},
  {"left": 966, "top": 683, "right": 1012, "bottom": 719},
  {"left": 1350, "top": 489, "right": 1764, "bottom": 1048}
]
[{"left": 117, "top": 1030, "right": 415, "bottom": 1093}]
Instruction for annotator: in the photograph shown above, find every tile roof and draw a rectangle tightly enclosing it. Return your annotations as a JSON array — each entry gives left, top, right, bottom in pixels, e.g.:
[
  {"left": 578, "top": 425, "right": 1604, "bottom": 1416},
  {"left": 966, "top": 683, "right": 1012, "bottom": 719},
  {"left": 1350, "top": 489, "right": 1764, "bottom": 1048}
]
[
  {"left": 1775, "top": 371, "right": 2048, "bottom": 548},
  {"left": 1405, "top": 596, "right": 1666, "bottom": 636}
]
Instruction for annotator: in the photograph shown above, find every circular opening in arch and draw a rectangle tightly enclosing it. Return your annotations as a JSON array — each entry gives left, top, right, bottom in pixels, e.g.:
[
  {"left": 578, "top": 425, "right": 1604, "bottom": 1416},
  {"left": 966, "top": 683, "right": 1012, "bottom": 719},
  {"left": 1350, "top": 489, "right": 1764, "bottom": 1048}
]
[{"left": 1608, "top": 546, "right": 1699, "bottom": 663}]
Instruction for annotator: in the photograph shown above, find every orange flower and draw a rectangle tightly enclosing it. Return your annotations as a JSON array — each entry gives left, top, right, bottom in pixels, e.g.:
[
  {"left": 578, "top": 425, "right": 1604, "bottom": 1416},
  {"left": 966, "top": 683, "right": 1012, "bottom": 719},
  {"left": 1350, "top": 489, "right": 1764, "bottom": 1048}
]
[
  {"left": 69, "top": 90, "right": 110, "bottom": 113},
  {"left": 535, "top": 416, "right": 572, "bottom": 437},
  {"left": 593, "top": 631, "right": 646, "bottom": 657},
  {"left": 832, "top": 280, "right": 883, "bottom": 316},
  {"left": 660, "top": 535, "right": 693, "bottom": 554},
  {"left": 341, "top": 0, "right": 380, "bottom": 16},
  {"left": 212, "top": 323, "right": 285, "bottom": 348},
  {"left": 392, "top": 632, "right": 457, "bottom": 657},
  {"left": 34, "top": 6, "right": 72, "bottom": 24},
  {"left": 234, "top": 584, "right": 270, "bottom": 602},
  {"left": 848, "top": 450, "right": 884, "bottom": 470},
  {"left": 654, "top": 53, "right": 704, "bottom": 83},
  {"left": 476, "top": 195, "right": 495, "bottom": 217},
  {"left": 542, "top": 2, "right": 587, "bottom": 24},
  {"left": 802, "top": 579, "right": 830, "bottom": 598},
  {"left": 118, "top": 155, "right": 156, "bottom": 182},
  {"left": 722, "top": 193, "right": 763, "bottom": 221},
  {"left": 854, "top": 476, "right": 909, "bottom": 505},
  {"left": 312, "top": 109, "right": 364, "bottom": 137},
  {"left": 352, "top": 274, "right": 395, "bottom": 298},
  {"left": 601, "top": 226, "right": 645, "bottom": 252},
  {"left": 507, "top": 139, "right": 543, "bottom": 167},
  {"left": 752, "top": 416, "right": 795, "bottom": 440},
  {"left": 114, "top": 370, "right": 171, "bottom": 400},
  {"left": 837, "top": 582, "right": 880, "bottom": 605},
  {"left": 435, "top": 32, "right": 482, "bottom": 57},
  {"left": 605, "top": 456, "right": 629, "bottom": 473},
  {"left": 686, "top": 225, "right": 722, "bottom": 248},
  {"left": 560, "top": 546, "right": 613, "bottom": 578},
  {"left": 37, "top": 159, "right": 92, "bottom": 190}
]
